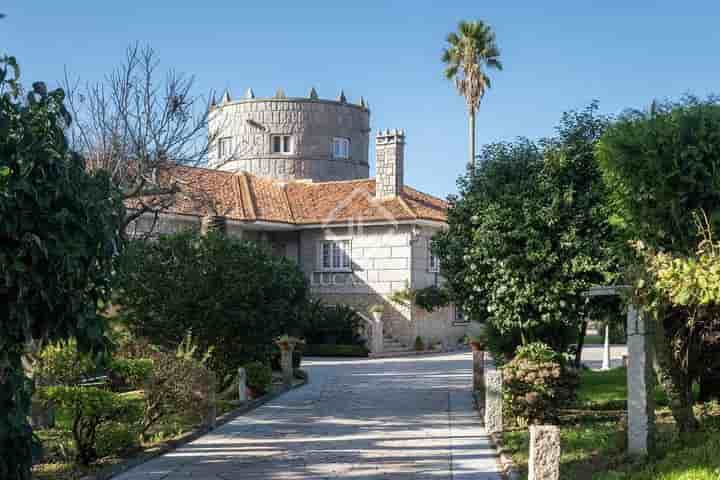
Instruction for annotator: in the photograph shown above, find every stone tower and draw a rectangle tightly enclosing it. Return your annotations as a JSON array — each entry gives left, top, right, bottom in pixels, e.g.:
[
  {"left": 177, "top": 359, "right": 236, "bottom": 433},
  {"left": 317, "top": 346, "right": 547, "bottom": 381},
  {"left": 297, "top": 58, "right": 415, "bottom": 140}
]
[
  {"left": 208, "top": 89, "right": 370, "bottom": 182},
  {"left": 375, "top": 129, "right": 405, "bottom": 199}
]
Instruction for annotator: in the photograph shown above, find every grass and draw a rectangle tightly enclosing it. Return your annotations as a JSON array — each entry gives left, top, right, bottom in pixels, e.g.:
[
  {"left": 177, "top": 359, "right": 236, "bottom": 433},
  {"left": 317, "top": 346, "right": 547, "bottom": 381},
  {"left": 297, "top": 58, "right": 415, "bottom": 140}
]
[{"left": 503, "top": 367, "right": 720, "bottom": 480}]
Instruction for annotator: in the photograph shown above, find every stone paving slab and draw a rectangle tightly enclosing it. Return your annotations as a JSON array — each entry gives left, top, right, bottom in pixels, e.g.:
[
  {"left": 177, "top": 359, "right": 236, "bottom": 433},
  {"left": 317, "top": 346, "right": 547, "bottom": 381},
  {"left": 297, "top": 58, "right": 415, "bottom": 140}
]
[{"left": 113, "top": 352, "right": 501, "bottom": 480}]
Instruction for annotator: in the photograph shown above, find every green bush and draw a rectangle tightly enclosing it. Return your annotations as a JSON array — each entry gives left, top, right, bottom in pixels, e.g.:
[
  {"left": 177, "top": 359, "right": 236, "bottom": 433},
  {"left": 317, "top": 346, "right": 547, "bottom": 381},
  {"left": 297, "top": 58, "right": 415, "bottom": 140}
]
[
  {"left": 301, "top": 300, "right": 364, "bottom": 345},
  {"left": 303, "top": 344, "right": 369, "bottom": 357},
  {"left": 114, "top": 232, "right": 309, "bottom": 386},
  {"left": 34, "top": 340, "right": 97, "bottom": 387},
  {"left": 503, "top": 342, "right": 579, "bottom": 426},
  {"left": 108, "top": 358, "right": 153, "bottom": 391},
  {"left": 38, "top": 386, "right": 140, "bottom": 465},
  {"left": 95, "top": 422, "right": 140, "bottom": 458},
  {"left": 140, "top": 349, "right": 214, "bottom": 438},
  {"left": 243, "top": 362, "right": 272, "bottom": 395},
  {"left": 414, "top": 336, "right": 425, "bottom": 351}
]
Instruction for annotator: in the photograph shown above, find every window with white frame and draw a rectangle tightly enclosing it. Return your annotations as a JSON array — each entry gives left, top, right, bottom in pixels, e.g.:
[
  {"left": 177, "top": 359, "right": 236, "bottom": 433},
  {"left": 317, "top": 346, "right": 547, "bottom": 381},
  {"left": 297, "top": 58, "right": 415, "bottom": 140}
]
[
  {"left": 271, "top": 135, "right": 293, "bottom": 154},
  {"left": 319, "top": 240, "right": 352, "bottom": 271},
  {"left": 332, "top": 137, "right": 350, "bottom": 159},
  {"left": 218, "top": 137, "right": 232, "bottom": 157},
  {"left": 428, "top": 240, "right": 440, "bottom": 272}
]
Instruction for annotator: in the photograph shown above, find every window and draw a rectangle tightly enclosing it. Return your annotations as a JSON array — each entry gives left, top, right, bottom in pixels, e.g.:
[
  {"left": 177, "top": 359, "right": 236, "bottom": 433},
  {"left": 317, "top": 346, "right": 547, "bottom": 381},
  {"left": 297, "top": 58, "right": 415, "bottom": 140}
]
[
  {"left": 319, "top": 240, "right": 351, "bottom": 271},
  {"left": 271, "top": 135, "right": 293, "bottom": 154},
  {"left": 218, "top": 137, "right": 232, "bottom": 157},
  {"left": 454, "top": 307, "right": 469, "bottom": 325},
  {"left": 332, "top": 137, "right": 350, "bottom": 159},
  {"left": 428, "top": 240, "right": 440, "bottom": 273}
]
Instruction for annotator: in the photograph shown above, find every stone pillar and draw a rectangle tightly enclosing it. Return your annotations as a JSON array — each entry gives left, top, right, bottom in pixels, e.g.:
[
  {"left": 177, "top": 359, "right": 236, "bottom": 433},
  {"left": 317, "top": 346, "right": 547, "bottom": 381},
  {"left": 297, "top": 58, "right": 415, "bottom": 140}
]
[
  {"left": 529, "top": 425, "right": 561, "bottom": 480},
  {"left": 602, "top": 323, "right": 611, "bottom": 371},
  {"left": 202, "top": 373, "right": 217, "bottom": 430},
  {"left": 472, "top": 349, "right": 484, "bottom": 393},
  {"left": 626, "top": 304, "right": 655, "bottom": 455},
  {"left": 484, "top": 358, "right": 503, "bottom": 435},
  {"left": 280, "top": 344, "right": 294, "bottom": 387},
  {"left": 371, "top": 311, "right": 384, "bottom": 354},
  {"left": 238, "top": 367, "right": 247, "bottom": 403}
]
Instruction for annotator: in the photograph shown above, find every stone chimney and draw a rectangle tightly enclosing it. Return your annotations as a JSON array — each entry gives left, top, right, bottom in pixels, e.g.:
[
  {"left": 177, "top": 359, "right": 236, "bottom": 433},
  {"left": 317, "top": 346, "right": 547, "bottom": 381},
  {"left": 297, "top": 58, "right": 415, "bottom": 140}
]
[{"left": 375, "top": 129, "right": 405, "bottom": 199}]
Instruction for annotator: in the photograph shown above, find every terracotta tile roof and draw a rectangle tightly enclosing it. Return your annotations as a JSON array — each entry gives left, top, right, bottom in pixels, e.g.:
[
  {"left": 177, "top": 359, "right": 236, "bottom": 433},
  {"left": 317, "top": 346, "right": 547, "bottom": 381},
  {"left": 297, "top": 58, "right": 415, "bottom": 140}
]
[{"left": 130, "top": 165, "right": 447, "bottom": 225}]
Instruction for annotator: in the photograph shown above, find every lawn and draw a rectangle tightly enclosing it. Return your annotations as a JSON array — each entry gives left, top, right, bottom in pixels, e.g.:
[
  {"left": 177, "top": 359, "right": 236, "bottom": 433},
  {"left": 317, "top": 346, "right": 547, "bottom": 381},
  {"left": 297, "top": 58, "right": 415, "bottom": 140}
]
[{"left": 503, "top": 367, "right": 720, "bottom": 480}]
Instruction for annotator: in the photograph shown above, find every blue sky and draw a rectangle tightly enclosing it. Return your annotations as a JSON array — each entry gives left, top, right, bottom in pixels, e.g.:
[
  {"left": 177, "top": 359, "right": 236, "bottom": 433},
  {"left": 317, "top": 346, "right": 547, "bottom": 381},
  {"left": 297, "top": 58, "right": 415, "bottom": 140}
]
[{"left": 3, "top": 1, "right": 719, "bottom": 198}]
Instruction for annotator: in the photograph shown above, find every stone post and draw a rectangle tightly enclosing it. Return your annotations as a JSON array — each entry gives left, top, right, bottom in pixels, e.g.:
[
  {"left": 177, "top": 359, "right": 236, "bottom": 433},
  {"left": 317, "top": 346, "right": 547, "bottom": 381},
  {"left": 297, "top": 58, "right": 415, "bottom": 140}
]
[
  {"left": 238, "top": 367, "right": 247, "bottom": 403},
  {"left": 371, "top": 311, "right": 384, "bottom": 354},
  {"left": 528, "top": 425, "right": 561, "bottom": 480},
  {"left": 626, "top": 304, "right": 655, "bottom": 455},
  {"left": 484, "top": 358, "right": 503, "bottom": 435},
  {"left": 202, "top": 372, "right": 217, "bottom": 430},
  {"left": 280, "top": 344, "right": 294, "bottom": 387},
  {"left": 602, "top": 323, "right": 611, "bottom": 371},
  {"left": 275, "top": 335, "right": 303, "bottom": 388},
  {"left": 472, "top": 348, "right": 484, "bottom": 393}
]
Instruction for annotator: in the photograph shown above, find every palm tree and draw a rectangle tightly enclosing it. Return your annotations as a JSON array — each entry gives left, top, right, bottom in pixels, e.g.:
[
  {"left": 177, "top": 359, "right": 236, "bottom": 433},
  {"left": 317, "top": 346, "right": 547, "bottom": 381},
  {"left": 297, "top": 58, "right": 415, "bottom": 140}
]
[{"left": 442, "top": 20, "right": 502, "bottom": 174}]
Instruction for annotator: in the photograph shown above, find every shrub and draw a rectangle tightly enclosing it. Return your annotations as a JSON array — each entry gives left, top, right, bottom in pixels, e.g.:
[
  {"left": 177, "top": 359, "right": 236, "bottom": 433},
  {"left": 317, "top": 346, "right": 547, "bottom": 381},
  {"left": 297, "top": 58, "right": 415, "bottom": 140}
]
[
  {"left": 503, "top": 342, "right": 579, "bottom": 426},
  {"left": 38, "top": 386, "right": 140, "bottom": 465},
  {"left": 141, "top": 349, "right": 214, "bottom": 438},
  {"left": 108, "top": 358, "right": 153, "bottom": 391},
  {"left": 303, "top": 344, "right": 369, "bottom": 357},
  {"left": 34, "top": 339, "right": 97, "bottom": 387},
  {"left": 243, "top": 362, "right": 272, "bottom": 395},
  {"left": 114, "top": 232, "right": 309, "bottom": 386},
  {"left": 301, "top": 301, "right": 364, "bottom": 345},
  {"left": 414, "top": 336, "right": 425, "bottom": 352},
  {"left": 95, "top": 422, "right": 140, "bottom": 458}
]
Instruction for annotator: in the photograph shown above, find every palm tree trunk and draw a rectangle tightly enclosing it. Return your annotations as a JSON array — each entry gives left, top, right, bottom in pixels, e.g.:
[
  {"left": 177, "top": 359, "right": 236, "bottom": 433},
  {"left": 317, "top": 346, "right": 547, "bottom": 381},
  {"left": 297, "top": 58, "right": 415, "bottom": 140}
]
[{"left": 469, "top": 109, "right": 476, "bottom": 175}]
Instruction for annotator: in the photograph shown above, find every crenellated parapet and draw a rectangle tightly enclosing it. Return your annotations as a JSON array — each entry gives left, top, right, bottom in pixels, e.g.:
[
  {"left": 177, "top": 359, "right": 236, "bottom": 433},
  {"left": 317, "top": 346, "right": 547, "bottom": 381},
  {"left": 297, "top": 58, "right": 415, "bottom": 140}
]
[{"left": 209, "top": 88, "right": 370, "bottom": 182}]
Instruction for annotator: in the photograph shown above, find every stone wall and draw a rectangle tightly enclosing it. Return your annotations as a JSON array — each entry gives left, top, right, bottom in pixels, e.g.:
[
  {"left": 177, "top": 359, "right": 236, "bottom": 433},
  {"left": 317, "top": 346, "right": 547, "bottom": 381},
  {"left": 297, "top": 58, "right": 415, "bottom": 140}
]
[
  {"left": 208, "top": 97, "right": 370, "bottom": 182},
  {"left": 410, "top": 227, "right": 468, "bottom": 346}
]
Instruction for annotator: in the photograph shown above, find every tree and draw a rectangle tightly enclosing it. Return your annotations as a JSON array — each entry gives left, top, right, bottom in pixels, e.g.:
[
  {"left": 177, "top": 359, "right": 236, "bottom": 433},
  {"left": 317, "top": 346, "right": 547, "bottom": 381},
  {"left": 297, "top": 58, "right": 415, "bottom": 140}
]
[
  {"left": 434, "top": 104, "right": 615, "bottom": 361},
  {"left": 0, "top": 56, "right": 124, "bottom": 479},
  {"left": 113, "top": 231, "right": 308, "bottom": 385},
  {"left": 442, "top": 20, "right": 502, "bottom": 173},
  {"left": 597, "top": 96, "right": 720, "bottom": 432},
  {"left": 63, "top": 43, "right": 221, "bottom": 238}
]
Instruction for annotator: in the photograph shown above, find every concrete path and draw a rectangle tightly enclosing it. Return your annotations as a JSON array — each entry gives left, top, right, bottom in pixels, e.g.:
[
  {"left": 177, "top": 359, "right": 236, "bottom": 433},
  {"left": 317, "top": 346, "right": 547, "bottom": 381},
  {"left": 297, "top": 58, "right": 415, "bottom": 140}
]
[{"left": 114, "top": 352, "right": 502, "bottom": 479}]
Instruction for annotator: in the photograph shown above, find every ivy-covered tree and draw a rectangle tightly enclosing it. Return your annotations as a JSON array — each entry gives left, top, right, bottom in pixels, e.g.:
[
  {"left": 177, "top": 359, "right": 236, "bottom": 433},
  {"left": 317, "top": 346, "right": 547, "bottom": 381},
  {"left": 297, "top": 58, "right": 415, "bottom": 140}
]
[
  {"left": 0, "top": 56, "right": 124, "bottom": 479},
  {"left": 113, "top": 231, "right": 309, "bottom": 385},
  {"left": 597, "top": 96, "right": 720, "bottom": 432},
  {"left": 434, "top": 104, "right": 616, "bottom": 360}
]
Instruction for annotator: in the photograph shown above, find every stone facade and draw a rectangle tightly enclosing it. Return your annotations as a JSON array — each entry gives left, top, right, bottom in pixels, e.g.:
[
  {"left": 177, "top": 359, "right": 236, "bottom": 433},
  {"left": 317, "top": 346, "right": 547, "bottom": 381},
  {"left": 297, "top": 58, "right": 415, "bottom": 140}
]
[
  {"left": 208, "top": 95, "right": 370, "bottom": 182},
  {"left": 127, "top": 215, "right": 468, "bottom": 348}
]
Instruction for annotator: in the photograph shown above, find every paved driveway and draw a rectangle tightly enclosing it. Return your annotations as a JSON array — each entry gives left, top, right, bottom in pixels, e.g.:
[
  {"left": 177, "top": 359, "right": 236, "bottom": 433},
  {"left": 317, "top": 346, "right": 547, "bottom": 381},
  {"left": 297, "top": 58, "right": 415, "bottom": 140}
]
[{"left": 115, "top": 352, "right": 501, "bottom": 479}]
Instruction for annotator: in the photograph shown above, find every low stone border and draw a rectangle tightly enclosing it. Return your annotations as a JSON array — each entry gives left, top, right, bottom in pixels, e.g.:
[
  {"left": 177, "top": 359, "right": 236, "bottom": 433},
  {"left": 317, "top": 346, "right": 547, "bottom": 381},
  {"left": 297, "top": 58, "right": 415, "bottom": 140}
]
[
  {"left": 80, "top": 376, "right": 309, "bottom": 480},
  {"left": 489, "top": 431, "right": 521, "bottom": 480}
]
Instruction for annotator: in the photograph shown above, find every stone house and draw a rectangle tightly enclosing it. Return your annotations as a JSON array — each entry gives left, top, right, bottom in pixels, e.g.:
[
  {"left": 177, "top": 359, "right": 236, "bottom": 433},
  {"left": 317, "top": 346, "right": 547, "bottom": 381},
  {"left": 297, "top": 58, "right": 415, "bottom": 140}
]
[{"left": 128, "top": 90, "right": 470, "bottom": 352}]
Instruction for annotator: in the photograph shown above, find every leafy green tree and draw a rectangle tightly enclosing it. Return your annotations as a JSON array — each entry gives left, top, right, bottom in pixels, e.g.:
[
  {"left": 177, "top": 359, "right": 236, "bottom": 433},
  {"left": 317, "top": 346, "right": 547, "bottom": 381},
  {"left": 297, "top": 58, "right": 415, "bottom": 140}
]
[
  {"left": 434, "top": 104, "right": 615, "bottom": 361},
  {"left": 0, "top": 56, "right": 124, "bottom": 479},
  {"left": 114, "top": 231, "right": 308, "bottom": 385},
  {"left": 442, "top": 20, "right": 502, "bottom": 173},
  {"left": 597, "top": 96, "right": 720, "bottom": 432}
]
